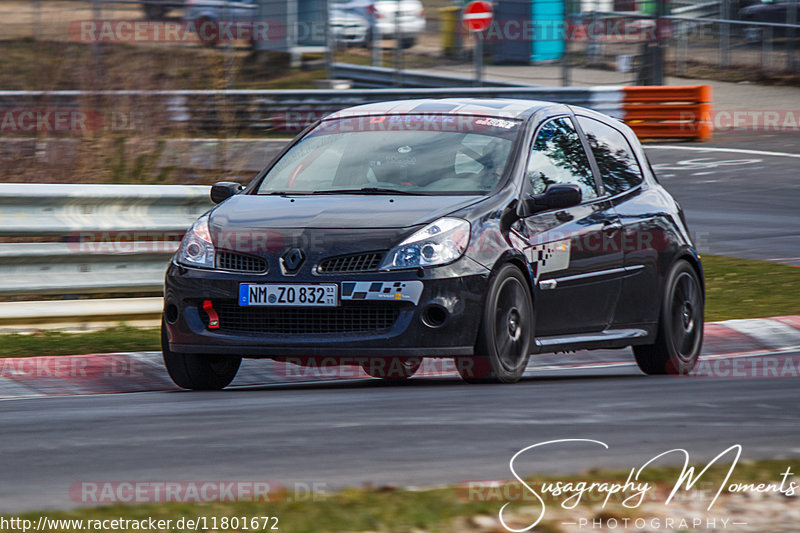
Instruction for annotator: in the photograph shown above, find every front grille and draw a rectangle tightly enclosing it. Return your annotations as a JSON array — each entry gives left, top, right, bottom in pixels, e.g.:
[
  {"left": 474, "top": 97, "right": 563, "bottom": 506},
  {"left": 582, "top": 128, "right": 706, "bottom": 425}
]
[
  {"left": 204, "top": 302, "right": 400, "bottom": 335},
  {"left": 317, "top": 252, "right": 384, "bottom": 273},
  {"left": 216, "top": 251, "right": 267, "bottom": 273}
]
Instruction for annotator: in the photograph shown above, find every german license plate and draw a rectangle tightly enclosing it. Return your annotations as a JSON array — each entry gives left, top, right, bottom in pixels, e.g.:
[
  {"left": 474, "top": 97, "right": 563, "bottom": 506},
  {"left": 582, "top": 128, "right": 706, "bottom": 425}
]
[{"left": 239, "top": 284, "right": 338, "bottom": 307}]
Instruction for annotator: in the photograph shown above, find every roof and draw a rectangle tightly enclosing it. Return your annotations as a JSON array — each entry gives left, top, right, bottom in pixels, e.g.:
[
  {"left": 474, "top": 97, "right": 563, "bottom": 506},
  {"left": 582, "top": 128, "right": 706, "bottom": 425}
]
[{"left": 325, "top": 98, "right": 559, "bottom": 121}]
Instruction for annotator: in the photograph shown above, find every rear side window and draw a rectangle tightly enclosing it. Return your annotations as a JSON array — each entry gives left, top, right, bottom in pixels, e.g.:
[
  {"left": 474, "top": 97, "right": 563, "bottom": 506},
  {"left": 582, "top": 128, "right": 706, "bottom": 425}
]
[
  {"left": 577, "top": 117, "right": 643, "bottom": 196},
  {"left": 527, "top": 117, "right": 597, "bottom": 201}
]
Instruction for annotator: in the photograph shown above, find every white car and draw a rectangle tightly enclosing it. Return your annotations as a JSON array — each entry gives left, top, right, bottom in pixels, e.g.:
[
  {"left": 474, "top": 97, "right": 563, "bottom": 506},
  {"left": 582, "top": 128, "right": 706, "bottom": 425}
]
[
  {"left": 330, "top": 8, "right": 370, "bottom": 47},
  {"left": 333, "top": 0, "right": 425, "bottom": 48},
  {"left": 184, "top": 0, "right": 369, "bottom": 47}
]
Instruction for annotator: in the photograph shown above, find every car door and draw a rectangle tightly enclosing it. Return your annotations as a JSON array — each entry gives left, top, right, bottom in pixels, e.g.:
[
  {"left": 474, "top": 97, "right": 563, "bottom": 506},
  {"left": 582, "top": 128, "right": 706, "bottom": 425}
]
[
  {"left": 515, "top": 116, "right": 625, "bottom": 337},
  {"left": 575, "top": 115, "right": 659, "bottom": 329}
]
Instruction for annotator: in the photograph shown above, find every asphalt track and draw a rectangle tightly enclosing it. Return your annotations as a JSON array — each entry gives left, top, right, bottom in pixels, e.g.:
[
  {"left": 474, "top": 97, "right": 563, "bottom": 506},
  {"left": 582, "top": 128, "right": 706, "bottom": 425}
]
[
  {"left": 0, "top": 134, "right": 798, "bottom": 512},
  {"left": 646, "top": 132, "right": 800, "bottom": 266}
]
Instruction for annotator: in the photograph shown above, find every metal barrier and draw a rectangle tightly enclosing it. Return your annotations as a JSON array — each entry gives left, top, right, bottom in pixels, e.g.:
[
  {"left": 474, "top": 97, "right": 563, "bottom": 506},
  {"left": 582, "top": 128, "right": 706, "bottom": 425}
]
[
  {"left": 329, "top": 63, "right": 537, "bottom": 88},
  {"left": 622, "top": 85, "right": 713, "bottom": 140},
  {"left": 0, "top": 183, "right": 211, "bottom": 236},
  {"left": 0, "top": 85, "right": 629, "bottom": 134},
  {"left": 0, "top": 79, "right": 712, "bottom": 139},
  {"left": 0, "top": 184, "right": 213, "bottom": 329}
]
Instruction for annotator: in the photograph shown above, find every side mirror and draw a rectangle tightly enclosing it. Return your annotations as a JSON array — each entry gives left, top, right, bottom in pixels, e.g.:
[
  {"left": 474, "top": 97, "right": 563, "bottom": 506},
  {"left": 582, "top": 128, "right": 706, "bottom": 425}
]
[
  {"left": 211, "top": 181, "right": 244, "bottom": 204},
  {"left": 523, "top": 184, "right": 582, "bottom": 215}
]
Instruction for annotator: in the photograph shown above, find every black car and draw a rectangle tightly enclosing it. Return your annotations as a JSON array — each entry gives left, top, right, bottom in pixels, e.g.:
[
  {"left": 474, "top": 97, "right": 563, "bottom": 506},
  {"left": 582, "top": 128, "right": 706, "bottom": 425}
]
[
  {"left": 738, "top": 2, "right": 798, "bottom": 40},
  {"left": 162, "top": 99, "right": 704, "bottom": 389}
]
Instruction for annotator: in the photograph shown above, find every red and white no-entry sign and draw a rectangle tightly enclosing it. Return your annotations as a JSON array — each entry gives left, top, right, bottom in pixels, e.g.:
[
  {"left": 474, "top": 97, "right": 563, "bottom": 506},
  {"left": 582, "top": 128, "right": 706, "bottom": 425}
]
[{"left": 462, "top": 0, "right": 493, "bottom": 33}]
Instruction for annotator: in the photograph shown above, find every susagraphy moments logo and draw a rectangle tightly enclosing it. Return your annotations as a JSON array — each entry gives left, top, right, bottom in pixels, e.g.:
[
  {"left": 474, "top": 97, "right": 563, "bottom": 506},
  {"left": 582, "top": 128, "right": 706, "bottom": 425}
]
[{"left": 471, "top": 439, "right": 798, "bottom": 532}]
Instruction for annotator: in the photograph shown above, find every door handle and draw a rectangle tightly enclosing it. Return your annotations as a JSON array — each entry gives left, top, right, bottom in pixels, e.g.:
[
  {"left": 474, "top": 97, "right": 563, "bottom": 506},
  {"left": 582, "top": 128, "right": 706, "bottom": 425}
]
[{"left": 603, "top": 221, "right": 623, "bottom": 233}]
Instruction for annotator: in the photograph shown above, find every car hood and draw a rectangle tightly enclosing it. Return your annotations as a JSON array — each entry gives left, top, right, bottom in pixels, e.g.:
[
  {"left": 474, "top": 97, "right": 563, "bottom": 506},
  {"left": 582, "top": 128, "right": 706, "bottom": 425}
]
[{"left": 209, "top": 193, "right": 482, "bottom": 230}]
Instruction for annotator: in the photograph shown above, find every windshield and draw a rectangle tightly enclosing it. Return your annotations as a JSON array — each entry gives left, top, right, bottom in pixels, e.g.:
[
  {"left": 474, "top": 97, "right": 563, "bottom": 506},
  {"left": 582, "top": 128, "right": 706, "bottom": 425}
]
[{"left": 256, "top": 114, "right": 521, "bottom": 195}]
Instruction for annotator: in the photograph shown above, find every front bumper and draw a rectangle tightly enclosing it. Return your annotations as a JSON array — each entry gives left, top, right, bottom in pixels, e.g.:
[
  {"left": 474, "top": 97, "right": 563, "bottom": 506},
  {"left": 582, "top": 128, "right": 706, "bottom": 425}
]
[
  {"left": 375, "top": 19, "right": 425, "bottom": 38},
  {"left": 163, "top": 259, "right": 489, "bottom": 358}
]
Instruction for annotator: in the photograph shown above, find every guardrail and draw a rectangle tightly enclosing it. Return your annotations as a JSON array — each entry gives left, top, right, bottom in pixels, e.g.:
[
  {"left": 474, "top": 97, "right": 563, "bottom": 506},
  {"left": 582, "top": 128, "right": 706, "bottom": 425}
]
[
  {"left": 672, "top": 1, "right": 721, "bottom": 18},
  {"left": 329, "top": 63, "right": 538, "bottom": 89},
  {"left": 0, "top": 184, "right": 213, "bottom": 330},
  {"left": 0, "top": 80, "right": 713, "bottom": 139}
]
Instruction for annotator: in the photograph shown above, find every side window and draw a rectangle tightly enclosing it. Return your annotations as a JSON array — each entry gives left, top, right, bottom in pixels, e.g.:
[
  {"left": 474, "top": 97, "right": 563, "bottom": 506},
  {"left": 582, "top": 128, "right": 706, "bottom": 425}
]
[
  {"left": 527, "top": 117, "right": 597, "bottom": 201},
  {"left": 577, "top": 117, "right": 643, "bottom": 196}
]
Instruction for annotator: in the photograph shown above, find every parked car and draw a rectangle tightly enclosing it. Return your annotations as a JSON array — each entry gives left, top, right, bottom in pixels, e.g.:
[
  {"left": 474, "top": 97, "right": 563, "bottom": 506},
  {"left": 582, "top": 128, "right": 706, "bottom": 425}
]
[
  {"left": 184, "top": 0, "right": 259, "bottom": 46},
  {"left": 184, "top": 0, "right": 369, "bottom": 47},
  {"left": 330, "top": 8, "right": 370, "bottom": 47},
  {"left": 162, "top": 98, "right": 705, "bottom": 389},
  {"left": 739, "top": 1, "right": 798, "bottom": 41},
  {"left": 333, "top": 0, "right": 425, "bottom": 48},
  {"left": 141, "top": 0, "right": 186, "bottom": 19}
]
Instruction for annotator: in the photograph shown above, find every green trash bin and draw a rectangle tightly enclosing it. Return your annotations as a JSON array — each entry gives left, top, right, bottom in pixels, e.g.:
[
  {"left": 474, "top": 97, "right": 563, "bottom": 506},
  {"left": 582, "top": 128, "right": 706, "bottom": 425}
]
[{"left": 439, "top": 6, "right": 462, "bottom": 57}]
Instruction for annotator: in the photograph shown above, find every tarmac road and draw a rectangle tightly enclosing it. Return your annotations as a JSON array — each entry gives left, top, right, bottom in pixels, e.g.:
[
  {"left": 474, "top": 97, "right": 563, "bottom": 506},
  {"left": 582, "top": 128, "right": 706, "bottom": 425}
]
[
  {"left": 645, "top": 133, "right": 800, "bottom": 266},
  {"left": 0, "top": 135, "right": 798, "bottom": 512},
  {"left": 1, "top": 350, "right": 799, "bottom": 512}
]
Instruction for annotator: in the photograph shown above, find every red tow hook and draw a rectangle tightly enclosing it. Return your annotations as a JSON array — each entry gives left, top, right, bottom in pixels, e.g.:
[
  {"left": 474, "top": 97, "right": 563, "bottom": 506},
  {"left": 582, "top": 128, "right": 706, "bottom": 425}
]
[{"left": 203, "top": 300, "right": 220, "bottom": 329}]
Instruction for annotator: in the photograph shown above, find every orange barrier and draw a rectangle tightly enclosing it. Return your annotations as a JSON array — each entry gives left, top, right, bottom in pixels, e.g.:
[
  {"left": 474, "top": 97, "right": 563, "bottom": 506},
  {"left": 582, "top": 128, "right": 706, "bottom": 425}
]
[{"left": 622, "top": 85, "right": 713, "bottom": 141}]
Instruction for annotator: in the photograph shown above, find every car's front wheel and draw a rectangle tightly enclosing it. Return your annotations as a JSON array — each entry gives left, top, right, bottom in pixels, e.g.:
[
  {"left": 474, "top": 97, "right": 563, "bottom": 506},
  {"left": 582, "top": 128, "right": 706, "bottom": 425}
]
[
  {"left": 457, "top": 264, "right": 533, "bottom": 384},
  {"left": 634, "top": 259, "right": 704, "bottom": 375},
  {"left": 162, "top": 322, "right": 241, "bottom": 390}
]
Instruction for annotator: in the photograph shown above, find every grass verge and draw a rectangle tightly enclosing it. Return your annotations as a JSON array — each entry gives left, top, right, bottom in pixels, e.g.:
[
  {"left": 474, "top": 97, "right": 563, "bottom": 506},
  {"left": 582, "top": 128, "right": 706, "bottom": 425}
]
[
  {"left": 0, "top": 255, "right": 797, "bottom": 358},
  {"left": 14, "top": 458, "right": 800, "bottom": 532},
  {"left": 0, "top": 326, "right": 159, "bottom": 359},
  {"left": 702, "top": 254, "right": 800, "bottom": 321}
]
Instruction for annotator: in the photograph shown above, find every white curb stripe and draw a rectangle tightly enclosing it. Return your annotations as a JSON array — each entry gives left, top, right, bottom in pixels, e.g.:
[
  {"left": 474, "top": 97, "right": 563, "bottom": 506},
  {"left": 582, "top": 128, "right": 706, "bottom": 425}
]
[
  {"left": 720, "top": 318, "right": 800, "bottom": 350},
  {"left": 0, "top": 375, "right": 46, "bottom": 400},
  {"left": 646, "top": 145, "right": 800, "bottom": 159}
]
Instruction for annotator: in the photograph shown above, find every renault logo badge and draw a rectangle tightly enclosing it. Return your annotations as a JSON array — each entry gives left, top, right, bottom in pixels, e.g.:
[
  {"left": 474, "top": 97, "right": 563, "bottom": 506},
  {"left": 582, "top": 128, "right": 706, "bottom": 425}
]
[{"left": 281, "top": 248, "right": 305, "bottom": 273}]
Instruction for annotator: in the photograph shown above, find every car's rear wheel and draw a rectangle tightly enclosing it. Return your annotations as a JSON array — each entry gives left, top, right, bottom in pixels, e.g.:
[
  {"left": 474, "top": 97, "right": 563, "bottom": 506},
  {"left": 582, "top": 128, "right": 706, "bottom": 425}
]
[
  {"left": 634, "top": 260, "right": 704, "bottom": 375},
  {"left": 362, "top": 357, "right": 421, "bottom": 380},
  {"left": 161, "top": 322, "right": 241, "bottom": 390},
  {"left": 458, "top": 264, "right": 533, "bottom": 384}
]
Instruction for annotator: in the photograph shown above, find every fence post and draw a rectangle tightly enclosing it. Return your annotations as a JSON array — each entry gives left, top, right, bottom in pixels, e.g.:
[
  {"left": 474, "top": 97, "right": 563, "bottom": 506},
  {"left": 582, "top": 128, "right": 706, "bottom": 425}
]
[
  {"left": 372, "top": 22, "right": 382, "bottom": 66},
  {"left": 32, "top": 0, "right": 42, "bottom": 41},
  {"left": 720, "top": 0, "right": 730, "bottom": 67},
  {"left": 561, "top": 5, "right": 571, "bottom": 86},
  {"left": 393, "top": 0, "right": 404, "bottom": 87},
  {"left": 787, "top": 0, "right": 798, "bottom": 71},
  {"left": 91, "top": 0, "right": 104, "bottom": 87},
  {"left": 762, "top": 26, "right": 772, "bottom": 70}
]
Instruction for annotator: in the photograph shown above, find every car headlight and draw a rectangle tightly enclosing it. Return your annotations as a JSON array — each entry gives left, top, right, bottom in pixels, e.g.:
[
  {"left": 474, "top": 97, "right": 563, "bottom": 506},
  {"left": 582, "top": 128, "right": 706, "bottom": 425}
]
[
  {"left": 381, "top": 217, "right": 470, "bottom": 270},
  {"left": 177, "top": 215, "right": 215, "bottom": 269}
]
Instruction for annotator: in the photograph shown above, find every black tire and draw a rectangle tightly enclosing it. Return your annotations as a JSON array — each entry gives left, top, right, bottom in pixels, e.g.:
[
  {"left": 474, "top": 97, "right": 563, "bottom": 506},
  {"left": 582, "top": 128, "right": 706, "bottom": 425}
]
[
  {"left": 161, "top": 322, "right": 241, "bottom": 390},
  {"left": 143, "top": 4, "right": 168, "bottom": 20},
  {"left": 362, "top": 357, "right": 421, "bottom": 380},
  {"left": 400, "top": 36, "right": 416, "bottom": 49},
  {"left": 634, "top": 260, "right": 704, "bottom": 375},
  {"left": 457, "top": 264, "right": 533, "bottom": 384}
]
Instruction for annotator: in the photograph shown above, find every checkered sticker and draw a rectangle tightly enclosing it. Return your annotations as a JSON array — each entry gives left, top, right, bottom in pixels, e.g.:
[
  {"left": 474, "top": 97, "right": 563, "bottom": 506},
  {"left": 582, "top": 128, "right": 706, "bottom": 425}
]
[
  {"left": 340, "top": 281, "right": 424, "bottom": 305},
  {"left": 524, "top": 238, "right": 571, "bottom": 280}
]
